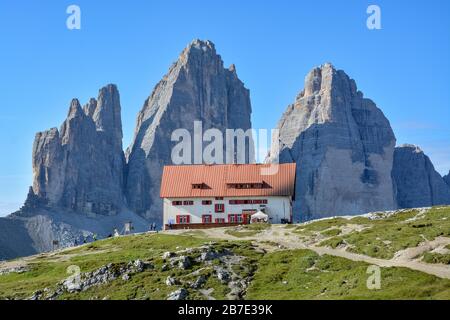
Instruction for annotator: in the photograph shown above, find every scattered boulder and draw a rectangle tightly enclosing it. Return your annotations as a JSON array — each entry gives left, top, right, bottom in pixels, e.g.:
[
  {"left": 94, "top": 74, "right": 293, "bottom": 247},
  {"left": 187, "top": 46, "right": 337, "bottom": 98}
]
[
  {"left": 165, "top": 276, "right": 179, "bottom": 286},
  {"left": 178, "top": 256, "right": 191, "bottom": 270},
  {"left": 227, "top": 281, "right": 244, "bottom": 300},
  {"left": 0, "top": 265, "right": 29, "bottom": 276},
  {"left": 200, "top": 250, "right": 219, "bottom": 262},
  {"left": 216, "top": 268, "right": 230, "bottom": 283},
  {"left": 191, "top": 275, "right": 207, "bottom": 289},
  {"left": 29, "top": 259, "right": 153, "bottom": 300},
  {"left": 167, "top": 288, "right": 188, "bottom": 300},
  {"left": 131, "top": 259, "right": 146, "bottom": 272},
  {"left": 162, "top": 252, "right": 174, "bottom": 260}
]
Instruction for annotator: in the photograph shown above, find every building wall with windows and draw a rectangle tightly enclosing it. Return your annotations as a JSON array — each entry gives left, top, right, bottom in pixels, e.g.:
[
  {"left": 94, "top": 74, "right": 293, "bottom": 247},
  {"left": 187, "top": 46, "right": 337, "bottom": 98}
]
[{"left": 163, "top": 196, "right": 292, "bottom": 227}]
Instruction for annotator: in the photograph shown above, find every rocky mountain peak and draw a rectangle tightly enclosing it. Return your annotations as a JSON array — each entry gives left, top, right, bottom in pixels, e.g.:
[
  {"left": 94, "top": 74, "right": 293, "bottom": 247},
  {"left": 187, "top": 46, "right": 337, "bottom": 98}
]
[
  {"left": 228, "top": 63, "right": 237, "bottom": 74},
  {"left": 67, "top": 99, "right": 84, "bottom": 119},
  {"left": 25, "top": 84, "right": 126, "bottom": 216},
  {"left": 93, "top": 84, "right": 123, "bottom": 149},
  {"left": 83, "top": 98, "right": 97, "bottom": 118},
  {"left": 399, "top": 144, "right": 423, "bottom": 153},
  {"left": 186, "top": 39, "right": 216, "bottom": 55},
  {"left": 269, "top": 63, "right": 396, "bottom": 220},
  {"left": 125, "top": 40, "right": 252, "bottom": 220}
]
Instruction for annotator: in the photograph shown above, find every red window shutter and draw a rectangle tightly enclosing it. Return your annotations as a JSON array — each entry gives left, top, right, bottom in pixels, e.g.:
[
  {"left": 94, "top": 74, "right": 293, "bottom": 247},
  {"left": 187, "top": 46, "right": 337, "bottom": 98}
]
[
  {"left": 186, "top": 215, "right": 190, "bottom": 223},
  {"left": 176, "top": 215, "right": 180, "bottom": 224}
]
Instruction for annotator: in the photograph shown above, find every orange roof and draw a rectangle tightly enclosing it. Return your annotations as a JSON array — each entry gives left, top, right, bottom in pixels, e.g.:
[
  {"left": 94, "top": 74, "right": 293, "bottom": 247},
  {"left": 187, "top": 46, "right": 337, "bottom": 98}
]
[{"left": 160, "top": 163, "right": 296, "bottom": 198}]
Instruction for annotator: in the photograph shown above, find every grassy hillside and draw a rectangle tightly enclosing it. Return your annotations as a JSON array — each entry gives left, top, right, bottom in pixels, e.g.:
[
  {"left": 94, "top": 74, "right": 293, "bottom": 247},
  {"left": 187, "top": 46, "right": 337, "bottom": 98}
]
[{"left": 1, "top": 207, "right": 449, "bottom": 300}]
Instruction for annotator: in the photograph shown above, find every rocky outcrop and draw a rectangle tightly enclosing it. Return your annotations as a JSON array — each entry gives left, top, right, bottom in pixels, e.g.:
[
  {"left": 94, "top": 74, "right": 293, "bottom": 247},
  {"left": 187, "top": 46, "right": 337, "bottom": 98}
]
[
  {"left": 125, "top": 39, "right": 253, "bottom": 220},
  {"left": 268, "top": 63, "right": 397, "bottom": 221},
  {"left": 392, "top": 145, "right": 450, "bottom": 208},
  {"left": 26, "top": 84, "right": 126, "bottom": 216},
  {"left": 29, "top": 259, "right": 152, "bottom": 300}
]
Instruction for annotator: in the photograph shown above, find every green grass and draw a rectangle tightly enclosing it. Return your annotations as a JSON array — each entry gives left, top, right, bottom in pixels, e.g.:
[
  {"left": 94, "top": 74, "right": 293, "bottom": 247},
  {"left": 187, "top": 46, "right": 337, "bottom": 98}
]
[
  {"left": 225, "top": 230, "right": 260, "bottom": 238},
  {"left": 296, "top": 218, "right": 349, "bottom": 232},
  {"left": 321, "top": 228, "right": 342, "bottom": 237},
  {"left": 2, "top": 208, "right": 450, "bottom": 300},
  {"left": 422, "top": 252, "right": 450, "bottom": 265},
  {"left": 246, "top": 249, "right": 450, "bottom": 300},
  {"left": 224, "top": 223, "right": 271, "bottom": 238},
  {"left": 0, "top": 233, "right": 209, "bottom": 299},
  {"left": 314, "top": 207, "right": 450, "bottom": 259},
  {"left": 0, "top": 234, "right": 264, "bottom": 300}
]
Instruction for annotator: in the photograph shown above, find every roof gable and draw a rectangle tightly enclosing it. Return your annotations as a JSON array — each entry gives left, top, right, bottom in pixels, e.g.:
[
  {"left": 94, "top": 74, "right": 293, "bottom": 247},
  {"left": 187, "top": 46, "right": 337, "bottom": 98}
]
[{"left": 160, "top": 163, "right": 296, "bottom": 198}]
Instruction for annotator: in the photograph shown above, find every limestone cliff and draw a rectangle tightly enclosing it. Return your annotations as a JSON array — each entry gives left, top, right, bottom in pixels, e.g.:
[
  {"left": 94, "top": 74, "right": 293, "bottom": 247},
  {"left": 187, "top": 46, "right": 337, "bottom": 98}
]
[
  {"left": 268, "top": 63, "right": 397, "bottom": 220},
  {"left": 125, "top": 40, "right": 253, "bottom": 220},
  {"left": 26, "top": 84, "right": 125, "bottom": 216},
  {"left": 392, "top": 145, "right": 450, "bottom": 208}
]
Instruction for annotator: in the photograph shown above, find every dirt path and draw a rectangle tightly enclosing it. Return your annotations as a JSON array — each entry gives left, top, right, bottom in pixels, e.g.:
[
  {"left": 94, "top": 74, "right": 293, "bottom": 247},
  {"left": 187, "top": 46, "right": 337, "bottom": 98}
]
[{"left": 170, "top": 225, "right": 450, "bottom": 280}]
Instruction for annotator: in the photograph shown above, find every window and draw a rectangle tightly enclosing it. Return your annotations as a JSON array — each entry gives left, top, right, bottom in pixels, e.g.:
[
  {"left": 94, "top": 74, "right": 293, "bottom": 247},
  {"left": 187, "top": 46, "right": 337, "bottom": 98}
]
[
  {"left": 183, "top": 200, "right": 194, "bottom": 205},
  {"left": 202, "top": 200, "right": 212, "bottom": 205},
  {"left": 176, "top": 215, "right": 190, "bottom": 224},
  {"left": 229, "top": 199, "right": 268, "bottom": 205},
  {"left": 215, "top": 203, "right": 224, "bottom": 213},
  {"left": 192, "top": 183, "right": 209, "bottom": 189},
  {"left": 172, "top": 201, "right": 182, "bottom": 206},
  {"left": 215, "top": 197, "right": 224, "bottom": 200},
  {"left": 228, "top": 214, "right": 242, "bottom": 223},
  {"left": 252, "top": 199, "right": 268, "bottom": 204},
  {"left": 202, "top": 215, "right": 212, "bottom": 223},
  {"left": 227, "top": 183, "right": 265, "bottom": 189},
  {"left": 215, "top": 218, "right": 225, "bottom": 224}
]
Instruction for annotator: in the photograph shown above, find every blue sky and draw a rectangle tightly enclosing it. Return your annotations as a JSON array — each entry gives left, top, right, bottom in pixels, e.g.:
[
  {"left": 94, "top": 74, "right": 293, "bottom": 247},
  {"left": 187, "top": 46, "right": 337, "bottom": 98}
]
[{"left": 0, "top": 0, "right": 449, "bottom": 216}]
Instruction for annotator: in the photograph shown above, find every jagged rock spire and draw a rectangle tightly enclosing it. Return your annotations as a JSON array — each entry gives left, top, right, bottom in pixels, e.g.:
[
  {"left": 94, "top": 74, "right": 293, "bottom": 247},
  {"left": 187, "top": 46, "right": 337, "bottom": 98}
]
[
  {"left": 125, "top": 39, "right": 253, "bottom": 220},
  {"left": 27, "top": 84, "right": 125, "bottom": 216}
]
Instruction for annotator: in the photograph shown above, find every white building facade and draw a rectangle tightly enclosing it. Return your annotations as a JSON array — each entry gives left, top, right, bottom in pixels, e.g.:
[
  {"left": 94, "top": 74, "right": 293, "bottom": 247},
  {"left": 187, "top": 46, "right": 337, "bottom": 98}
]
[
  {"left": 163, "top": 196, "right": 292, "bottom": 227},
  {"left": 160, "top": 163, "right": 296, "bottom": 229}
]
